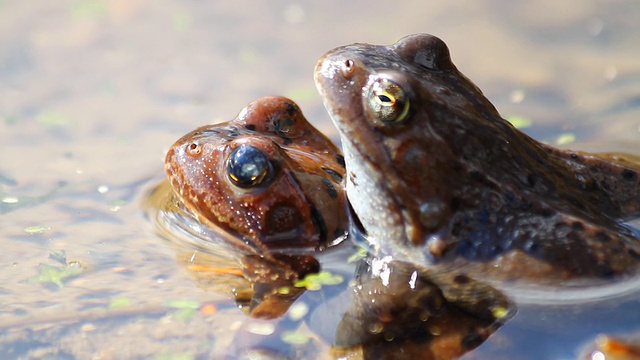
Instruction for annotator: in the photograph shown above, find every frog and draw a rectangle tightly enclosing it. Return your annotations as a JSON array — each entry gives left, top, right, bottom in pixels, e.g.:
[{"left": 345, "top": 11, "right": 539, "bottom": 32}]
[
  {"left": 165, "top": 95, "right": 348, "bottom": 253},
  {"left": 163, "top": 95, "right": 348, "bottom": 318},
  {"left": 314, "top": 33, "right": 640, "bottom": 283}
]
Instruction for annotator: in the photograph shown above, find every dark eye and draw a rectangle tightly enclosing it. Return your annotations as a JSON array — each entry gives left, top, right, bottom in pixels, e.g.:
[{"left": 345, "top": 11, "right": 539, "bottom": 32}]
[
  {"left": 227, "top": 145, "right": 273, "bottom": 187},
  {"left": 365, "top": 77, "right": 410, "bottom": 123}
]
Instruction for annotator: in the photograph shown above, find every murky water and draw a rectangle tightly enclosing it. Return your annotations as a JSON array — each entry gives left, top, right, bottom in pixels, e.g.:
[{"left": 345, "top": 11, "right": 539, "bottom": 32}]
[{"left": 2, "top": 1, "right": 640, "bottom": 359}]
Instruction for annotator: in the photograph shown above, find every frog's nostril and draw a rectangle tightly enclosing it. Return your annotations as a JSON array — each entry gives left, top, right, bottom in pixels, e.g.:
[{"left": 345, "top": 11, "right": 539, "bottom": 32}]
[
  {"left": 186, "top": 142, "right": 202, "bottom": 157},
  {"left": 340, "top": 59, "right": 355, "bottom": 79}
]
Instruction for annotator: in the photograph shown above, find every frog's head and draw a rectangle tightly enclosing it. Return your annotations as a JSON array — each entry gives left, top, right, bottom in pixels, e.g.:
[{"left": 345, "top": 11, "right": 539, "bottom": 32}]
[
  {"left": 314, "top": 34, "right": 505, "bottom": 154},
  {"left": 314, "top": 34, "right": 538, "bottom": 260},
  {"left": 165, "top": 97, "right": 348, "bottom": 251}
]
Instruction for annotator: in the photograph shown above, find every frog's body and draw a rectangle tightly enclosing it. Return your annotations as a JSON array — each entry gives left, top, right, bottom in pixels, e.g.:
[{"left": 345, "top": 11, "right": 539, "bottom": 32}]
[{"left": 314, "top": 34, "right": 640, "bottom": 281}]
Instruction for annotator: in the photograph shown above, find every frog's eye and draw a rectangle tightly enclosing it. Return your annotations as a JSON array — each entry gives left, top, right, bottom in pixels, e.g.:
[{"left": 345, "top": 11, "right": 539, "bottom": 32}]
[
  {"left": 365, "top": 78, "right": 410, "bottom": 123},
  {"left": 227, "top": 144, "right": 273, "bottom": 188}
]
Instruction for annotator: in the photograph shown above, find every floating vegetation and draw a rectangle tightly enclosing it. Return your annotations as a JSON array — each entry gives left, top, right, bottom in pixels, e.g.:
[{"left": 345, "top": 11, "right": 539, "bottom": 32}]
[
  {"left": 281, "top": 329, "right": 312, "bottom": 345},
  {"left": 28, "top": 263, "right": 83, "bottom": 288},
  {"left": 556, "top": 132, "right": 577, "bottom": 146},
  {"left": 347, "top": 247, "right": 368, "bottom": 263},
  {"left": 165, "top": 299, "right": 201, "bottom": 320},
  {"left": 165, "top": 299, "right": 201, "bottom": 309},
  {"left": 294, "top": 271, "right": 344, "bottom": 291},
  {"left": 506, "top": 115, "right": 533, "bottom": 129},
  {"left": 492, "top": 305, "right": 511, "bottom": 319},
  {"left": 281, "top": 322, "right": 319, "bottom": 347},
  {"left": 28, "top": 262, "right": 84, "bottom": 290},
  {"left": 108, "top": 296, "right": 132, "bottom": 309},
  {"left": 36, "top": 111, "right": 72, "bottom": 127},
  {"left": 71, "top": 0, "right": 107, "bottom": 21},
  {"left": 27, "top": 251, "right": 85, "bottom": 289},
  {"left": 23, "top": 225, "right": 51, "bottom": 234}
]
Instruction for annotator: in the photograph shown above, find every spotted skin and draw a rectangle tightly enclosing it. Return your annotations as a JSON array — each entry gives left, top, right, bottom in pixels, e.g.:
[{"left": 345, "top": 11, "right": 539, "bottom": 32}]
[
  {"left": 165, "top": 96, "right": 347, "bottom": 252},
  {"left": 314, "top": 33, "right": 640, "bottom": 281}
]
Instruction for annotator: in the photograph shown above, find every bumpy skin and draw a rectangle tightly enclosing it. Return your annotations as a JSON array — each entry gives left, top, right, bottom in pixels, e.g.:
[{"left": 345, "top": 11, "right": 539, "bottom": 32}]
[
  {"left": 165, "top": 96, "right": 347, "bottom": 253},
  {"left": 315, "top": 33, "right": 640, "bottom": 281}
]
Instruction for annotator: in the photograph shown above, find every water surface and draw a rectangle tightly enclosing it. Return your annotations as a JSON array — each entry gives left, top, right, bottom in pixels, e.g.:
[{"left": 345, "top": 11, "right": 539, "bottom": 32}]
[{"left": 1, "top": 1, "right": 640, "bottom": 358}]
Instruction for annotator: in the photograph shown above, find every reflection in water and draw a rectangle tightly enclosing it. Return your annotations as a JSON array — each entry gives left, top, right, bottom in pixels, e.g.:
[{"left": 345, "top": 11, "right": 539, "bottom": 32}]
[
  {"left": 145, "top": 179, "right": 318, "bottom": 319},
  {"left": 579, "top": 334, "right": 640, "bottom": 360},
  {"left": 333, "top": 258, "right": 514, "bottom": 360},
  {"left": 145, "top": 179, "right": 515, "bottom": 359},
  {"left": 181, "top": 248, "right": 320, "bottom": 320}
]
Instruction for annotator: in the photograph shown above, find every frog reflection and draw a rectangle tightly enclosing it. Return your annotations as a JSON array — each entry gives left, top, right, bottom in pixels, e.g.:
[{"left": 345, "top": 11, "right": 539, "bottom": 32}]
[
  {"left": 333, "top": 258, "right": 514, "bottom": 360},
  {"left": 167, "top": 235, "right": 514, "bottom": 359}
]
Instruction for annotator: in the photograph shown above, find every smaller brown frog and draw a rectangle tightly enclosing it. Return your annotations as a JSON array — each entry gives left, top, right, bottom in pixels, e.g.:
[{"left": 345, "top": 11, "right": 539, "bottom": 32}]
[
  {"left": 164, "top": 96, "right": 348, "bottom": 319},
  {"left": 165, "top": 96, "right": 348, "bottom": 253}
]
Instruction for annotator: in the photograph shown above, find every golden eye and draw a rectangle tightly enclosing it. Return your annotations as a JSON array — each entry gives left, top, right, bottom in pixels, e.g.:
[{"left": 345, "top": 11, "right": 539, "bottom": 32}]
[
  {"left": 366, "top": 77, "right": 410, "bottom": 123},
  {"left": 227, "top": 144, "right": 273, "bottom": 187}
]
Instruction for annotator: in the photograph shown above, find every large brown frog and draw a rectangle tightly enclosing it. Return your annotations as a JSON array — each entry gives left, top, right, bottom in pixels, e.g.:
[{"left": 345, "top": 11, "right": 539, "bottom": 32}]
[
  {"left": 314, "top": 33, "right": 640, "bottom": 283},
  {"left": 165, "top": 95, "right": 348, "bottom": 253}
]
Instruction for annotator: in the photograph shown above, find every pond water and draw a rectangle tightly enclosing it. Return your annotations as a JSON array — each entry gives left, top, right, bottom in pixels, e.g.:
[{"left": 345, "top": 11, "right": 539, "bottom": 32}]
[{"left": 2, "top": 1, "right": 640, "bottom": 359}]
